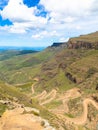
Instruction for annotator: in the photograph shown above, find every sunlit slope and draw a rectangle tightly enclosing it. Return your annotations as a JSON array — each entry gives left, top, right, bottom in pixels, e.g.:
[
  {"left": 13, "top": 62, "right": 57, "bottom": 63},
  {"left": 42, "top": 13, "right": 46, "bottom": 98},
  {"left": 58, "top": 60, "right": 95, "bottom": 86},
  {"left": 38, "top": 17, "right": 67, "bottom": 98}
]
[
  {"left": 0, "top": 47, "right": 62, "bottom": 84},
  {"left": 35, "top": 49, "right": 96, "bottom": 91}
]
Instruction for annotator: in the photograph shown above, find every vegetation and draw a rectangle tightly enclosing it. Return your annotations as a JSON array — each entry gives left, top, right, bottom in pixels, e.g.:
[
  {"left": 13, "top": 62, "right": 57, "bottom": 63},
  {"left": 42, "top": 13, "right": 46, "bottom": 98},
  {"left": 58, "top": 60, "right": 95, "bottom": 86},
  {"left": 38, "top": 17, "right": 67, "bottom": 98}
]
[{"left": 0, "top": 32, "right": 98, "bottom": 129}]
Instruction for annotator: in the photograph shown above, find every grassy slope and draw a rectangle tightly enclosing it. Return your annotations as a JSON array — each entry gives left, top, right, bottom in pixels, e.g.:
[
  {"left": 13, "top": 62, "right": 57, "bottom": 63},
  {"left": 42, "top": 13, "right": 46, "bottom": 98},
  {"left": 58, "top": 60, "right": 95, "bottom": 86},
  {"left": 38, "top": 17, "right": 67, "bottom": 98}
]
[
  {"left": 0, "top": 47, "right": 60, "bottom": 84},
  {"left": 35, "top": 49, "right": 97, "bottom": 92},
  {"left": 70, "top": 31, "right": 98, "bottom": 43},
  {"left": 66, "top": 50, "right": 98, "bottom": 94}
]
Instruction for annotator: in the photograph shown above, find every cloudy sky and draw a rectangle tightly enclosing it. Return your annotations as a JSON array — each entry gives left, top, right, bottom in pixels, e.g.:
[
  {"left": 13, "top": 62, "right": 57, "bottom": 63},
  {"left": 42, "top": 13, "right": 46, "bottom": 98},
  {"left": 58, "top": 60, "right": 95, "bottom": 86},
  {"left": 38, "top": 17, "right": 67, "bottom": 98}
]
[{"left": 0, "top": 0, "right": 98, "bottom": 47}]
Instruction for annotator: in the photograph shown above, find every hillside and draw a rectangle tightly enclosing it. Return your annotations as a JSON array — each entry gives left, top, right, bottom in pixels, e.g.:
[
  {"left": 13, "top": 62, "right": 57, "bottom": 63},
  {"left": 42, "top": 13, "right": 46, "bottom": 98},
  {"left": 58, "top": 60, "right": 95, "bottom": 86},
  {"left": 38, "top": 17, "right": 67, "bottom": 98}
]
[
  {"left": 0, "top": 46, "right": 64, "bottom": 84},
  {"left": 0, "top": 32, "right": 98, "bottom": 130}
]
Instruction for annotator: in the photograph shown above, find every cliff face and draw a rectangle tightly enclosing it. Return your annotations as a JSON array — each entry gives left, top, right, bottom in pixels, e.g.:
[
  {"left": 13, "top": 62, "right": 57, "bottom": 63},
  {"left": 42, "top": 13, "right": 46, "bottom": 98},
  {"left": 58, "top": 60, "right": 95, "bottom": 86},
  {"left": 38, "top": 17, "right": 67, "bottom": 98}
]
[
  {"left": 51, "top": 42, "right": 67, "bottom": 48},
  {"left": 68, "top": 39, "right": 96, "bottom": 49},
  {"left": 68, "top": 31, "right": 98, "bottom": 49},
  {"left": 51, "top": 42, "right": 65, "bottom": 47}
]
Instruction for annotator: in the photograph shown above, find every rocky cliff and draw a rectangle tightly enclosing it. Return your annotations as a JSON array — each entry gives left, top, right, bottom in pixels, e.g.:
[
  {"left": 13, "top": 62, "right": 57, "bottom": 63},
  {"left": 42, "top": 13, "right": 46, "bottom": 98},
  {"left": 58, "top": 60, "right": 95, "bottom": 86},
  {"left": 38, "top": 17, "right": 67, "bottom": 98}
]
[
  {"left": 51, "top": 42, "right": 67, "bottom": 48},
  {"left": 68, "top": 31, "right": 98, "bottom": 49}
]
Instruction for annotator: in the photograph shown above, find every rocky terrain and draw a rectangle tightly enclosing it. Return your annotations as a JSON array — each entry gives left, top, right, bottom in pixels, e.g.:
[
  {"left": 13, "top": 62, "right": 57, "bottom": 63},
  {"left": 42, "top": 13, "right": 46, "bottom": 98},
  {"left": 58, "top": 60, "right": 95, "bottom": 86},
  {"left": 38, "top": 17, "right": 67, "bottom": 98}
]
[
  {"left": 68, "top": 31, "right": 98, "bottom": 49},
  {"left": 0, "top": 107, "right": 55, "bottom": 130}
]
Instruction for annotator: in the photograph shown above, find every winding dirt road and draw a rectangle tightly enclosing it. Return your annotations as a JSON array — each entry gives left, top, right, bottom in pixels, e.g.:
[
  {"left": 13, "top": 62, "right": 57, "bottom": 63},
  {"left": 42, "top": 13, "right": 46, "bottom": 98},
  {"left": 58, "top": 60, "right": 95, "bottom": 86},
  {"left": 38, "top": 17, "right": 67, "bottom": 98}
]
[
  {"left": 35, "top": 90, "right": 47, "bottom": 99},
  {"left": 40, "top": 89, "right": 57, "bottom": 105},
  {"left": 51, "top": 88, "right": 81, "bottom": 114},
  {"left": 57, "top": 98, "right": 98, "bottom": 125},
  {"left": 58, "top": 88, "right": 81, "bottom": 101}
]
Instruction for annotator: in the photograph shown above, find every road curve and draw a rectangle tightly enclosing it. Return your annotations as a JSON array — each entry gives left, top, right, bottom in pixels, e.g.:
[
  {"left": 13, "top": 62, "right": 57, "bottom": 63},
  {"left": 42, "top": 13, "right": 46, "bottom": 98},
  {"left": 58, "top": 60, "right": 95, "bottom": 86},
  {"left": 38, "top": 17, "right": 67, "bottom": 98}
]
[{"left": 57, "top": 98, "right": 98, "bottom": 125}]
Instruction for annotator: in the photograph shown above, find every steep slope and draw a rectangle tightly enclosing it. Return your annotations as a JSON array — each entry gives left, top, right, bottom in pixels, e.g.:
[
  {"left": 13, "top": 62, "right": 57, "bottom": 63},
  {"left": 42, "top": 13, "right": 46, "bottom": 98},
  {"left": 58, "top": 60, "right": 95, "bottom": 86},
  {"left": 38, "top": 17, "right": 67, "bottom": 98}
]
[
  {"left": 35, "top": 49, "right": 92, "bottom": 91},
  {"left": 34, "top": 32, "right": 98, "bottom": 93}
]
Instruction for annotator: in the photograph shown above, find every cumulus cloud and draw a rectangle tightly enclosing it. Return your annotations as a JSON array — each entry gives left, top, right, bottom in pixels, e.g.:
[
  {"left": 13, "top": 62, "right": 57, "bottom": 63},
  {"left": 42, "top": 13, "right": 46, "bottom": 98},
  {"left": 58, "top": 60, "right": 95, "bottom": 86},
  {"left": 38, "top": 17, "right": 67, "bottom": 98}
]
[
  {"left": 0, "top": 0, "right": 98, "bottom": 45},
  {"left": 1, "top": 0, "right": 35, "bottom": 22},
  {"left": 32, "top": 30, "right": 47, "bottom": 39},
  {"left": 40, "top": 0, "right": 94, "bottom": 16},
  {"left": 32, "top": 30, "right": 59, "bottom": 39},
  {"left": 0, "top": 0, "right": 48, "bottom": 34},
  {"left": 59, "top": 37, "right": 69, "bottom": 42},
  {"left": 40, "top": 0, "right": 98, "bottom": 38},
  {"left": 40, "top": 0, "right": 95, "bottom": 25}
]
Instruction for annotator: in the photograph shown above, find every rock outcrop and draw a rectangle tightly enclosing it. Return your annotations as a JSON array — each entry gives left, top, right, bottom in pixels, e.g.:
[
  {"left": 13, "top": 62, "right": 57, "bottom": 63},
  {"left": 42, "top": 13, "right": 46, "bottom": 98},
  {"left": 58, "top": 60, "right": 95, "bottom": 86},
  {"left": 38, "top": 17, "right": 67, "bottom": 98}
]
[
  {"left": 68, "top": 31, "right": 98, "bottom": 49},
  {"left": 51, "top": 42, "right": 65, "bottom": 47},
  {"left": 0, "top": 108, "right": 55, "bottom": 130},
  {"left": 51, "top": 42, "right": 68, "bottom": 48}
]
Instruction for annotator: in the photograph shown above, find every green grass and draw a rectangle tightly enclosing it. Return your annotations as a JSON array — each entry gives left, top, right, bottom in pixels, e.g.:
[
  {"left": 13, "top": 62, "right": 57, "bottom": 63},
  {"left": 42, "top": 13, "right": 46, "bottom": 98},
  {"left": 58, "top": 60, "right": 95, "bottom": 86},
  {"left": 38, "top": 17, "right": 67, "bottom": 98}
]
[
  {"left": 70, "top": 31, "right": 98, "bottom": 43},
  {"left": 0, "top": 103, "right": 8, "bottom": 116},
  {"left": 45, "top": 100, "right": 62, "bottom": 109},
  {"left": 64, "top": 113, "right": 74, "bottom": 118},
  {"left": 35, "top": 69, "right": 75, "bottom": 93},
  {"left": 0, "top": 47, "right": 59, "bottom": 84},
  {"left": 15, "top": 82, "right": 33, "bottom": 93}
]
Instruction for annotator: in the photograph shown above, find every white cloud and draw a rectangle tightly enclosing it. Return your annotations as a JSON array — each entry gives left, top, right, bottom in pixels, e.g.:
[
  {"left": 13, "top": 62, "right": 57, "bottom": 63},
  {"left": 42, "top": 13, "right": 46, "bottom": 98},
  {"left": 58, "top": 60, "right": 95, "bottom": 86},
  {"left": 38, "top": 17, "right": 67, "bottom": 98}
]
[
  {"left": 40, "top": 0, "right": 94, "bottom": 16},
  {"left": 32, "top": 30, "right": 59, "bottom": 39},
  {"left": 32, "top": 31, "right": 48, "bottom": 39},
  {"left": 40, "top": 0, "right": 94, "bottom": 27},
  {"left": 1, "top": 0, "right": 35, "bottom": 22},
  {"left": 0, "top": 0, "right": 48, "bottom": 34},
  {"left": 59, "top": 37, "right": 69, "bottom": 42},
  {"left": 0, "top": 25, "right": 9, "bottom": 30},
  {"left": 9, "top": 23, "right": 26, "bottom": 34},
  {"left": 0, "top": 0, "right": 98, "bottom": 46}
]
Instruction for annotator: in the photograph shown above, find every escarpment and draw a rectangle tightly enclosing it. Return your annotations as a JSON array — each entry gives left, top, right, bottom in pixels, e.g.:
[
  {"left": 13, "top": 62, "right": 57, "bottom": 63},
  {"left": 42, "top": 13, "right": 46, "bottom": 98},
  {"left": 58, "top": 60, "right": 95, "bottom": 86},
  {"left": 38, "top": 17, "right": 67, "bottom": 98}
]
[{"left": 68, "top": 31, "right": 98, "bottom": 49}]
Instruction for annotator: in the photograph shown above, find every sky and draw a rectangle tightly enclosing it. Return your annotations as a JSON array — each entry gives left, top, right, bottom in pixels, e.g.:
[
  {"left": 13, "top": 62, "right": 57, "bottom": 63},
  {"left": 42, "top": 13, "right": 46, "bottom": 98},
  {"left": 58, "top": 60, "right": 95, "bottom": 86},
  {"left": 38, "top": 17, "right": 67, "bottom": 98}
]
[{"left": 0, "top": 0, "right": 98, "bottom": 47}]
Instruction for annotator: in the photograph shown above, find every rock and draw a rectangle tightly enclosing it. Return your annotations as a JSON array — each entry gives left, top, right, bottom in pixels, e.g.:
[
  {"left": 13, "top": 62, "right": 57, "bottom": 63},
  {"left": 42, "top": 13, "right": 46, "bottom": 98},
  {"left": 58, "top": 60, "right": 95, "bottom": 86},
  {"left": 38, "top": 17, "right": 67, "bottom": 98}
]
[
  {"left": 68, "top": 39, "right": 93, "bottom": 49},
  {"left": 24, "top": 107, "right": 40, "bottom": 114},
  {"left": 51, "top": 42, "right": 66, "bottom": 47},
  {"left": 96, "top": 84, "right": 98, "bottom": 90}
]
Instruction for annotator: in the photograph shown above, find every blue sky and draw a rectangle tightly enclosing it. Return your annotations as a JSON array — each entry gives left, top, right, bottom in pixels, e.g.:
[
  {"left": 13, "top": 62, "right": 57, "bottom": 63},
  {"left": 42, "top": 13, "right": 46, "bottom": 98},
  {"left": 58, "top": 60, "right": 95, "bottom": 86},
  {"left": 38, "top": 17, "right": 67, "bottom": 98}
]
[{"left": 0, "top": 0, "right": 98, "bottom": 47}]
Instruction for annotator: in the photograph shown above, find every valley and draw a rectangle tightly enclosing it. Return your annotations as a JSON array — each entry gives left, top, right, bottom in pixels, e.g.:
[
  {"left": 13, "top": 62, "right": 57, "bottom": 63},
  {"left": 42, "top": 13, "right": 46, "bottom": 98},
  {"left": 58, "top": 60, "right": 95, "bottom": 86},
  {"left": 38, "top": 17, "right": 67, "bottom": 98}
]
[{"left": 0, "top": 32, "right": 98, "bottom": 130}]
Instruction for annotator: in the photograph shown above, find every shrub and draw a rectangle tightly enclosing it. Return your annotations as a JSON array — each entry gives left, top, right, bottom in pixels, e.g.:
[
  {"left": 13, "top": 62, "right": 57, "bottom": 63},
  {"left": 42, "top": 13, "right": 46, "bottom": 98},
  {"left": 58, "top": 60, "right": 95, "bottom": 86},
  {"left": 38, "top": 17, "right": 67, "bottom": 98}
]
[{"left": 86, "top": 67, "right": 97, "bottom": 78}]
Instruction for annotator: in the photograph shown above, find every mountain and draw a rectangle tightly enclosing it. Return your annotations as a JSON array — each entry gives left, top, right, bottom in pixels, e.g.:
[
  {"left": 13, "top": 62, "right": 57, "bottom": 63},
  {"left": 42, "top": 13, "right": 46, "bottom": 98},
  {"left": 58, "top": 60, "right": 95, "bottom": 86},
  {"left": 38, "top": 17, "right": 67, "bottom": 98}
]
[{"left": 0, "top": 32, "right": 98, "bottom": 130}]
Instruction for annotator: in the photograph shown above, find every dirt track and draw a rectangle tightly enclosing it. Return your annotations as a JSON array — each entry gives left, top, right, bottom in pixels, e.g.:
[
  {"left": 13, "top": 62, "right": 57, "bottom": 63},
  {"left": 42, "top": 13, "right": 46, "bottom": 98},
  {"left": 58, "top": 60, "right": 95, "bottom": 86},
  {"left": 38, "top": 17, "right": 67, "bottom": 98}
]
[
  {"left": 35, "top": 90, "right": 47, "bottom": 99},
  {"left": 57, "top": 98, "right": 98, "bottom": 125},
  {"left": 58, "top": 88, "right": 81, "bottom": 101},
  {"left": 31, "top": 83, "right": 36, "bottom": 94},
  {"left": 51, "top": 88, "right": 81, "bottom": 114},
  {"left": 39, "top": 89, "right": 57, "bottom": 105}
]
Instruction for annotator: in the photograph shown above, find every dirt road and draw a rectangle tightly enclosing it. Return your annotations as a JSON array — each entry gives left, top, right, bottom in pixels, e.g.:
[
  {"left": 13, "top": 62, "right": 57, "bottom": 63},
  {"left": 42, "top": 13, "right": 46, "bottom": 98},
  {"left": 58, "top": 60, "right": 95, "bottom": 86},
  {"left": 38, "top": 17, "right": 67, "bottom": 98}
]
[
  {"left": 40, "top": 89, "right": 57, "bottom": 105},
  {"left": 57, "top": 98, "right": 98, "bottom": 125}
]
